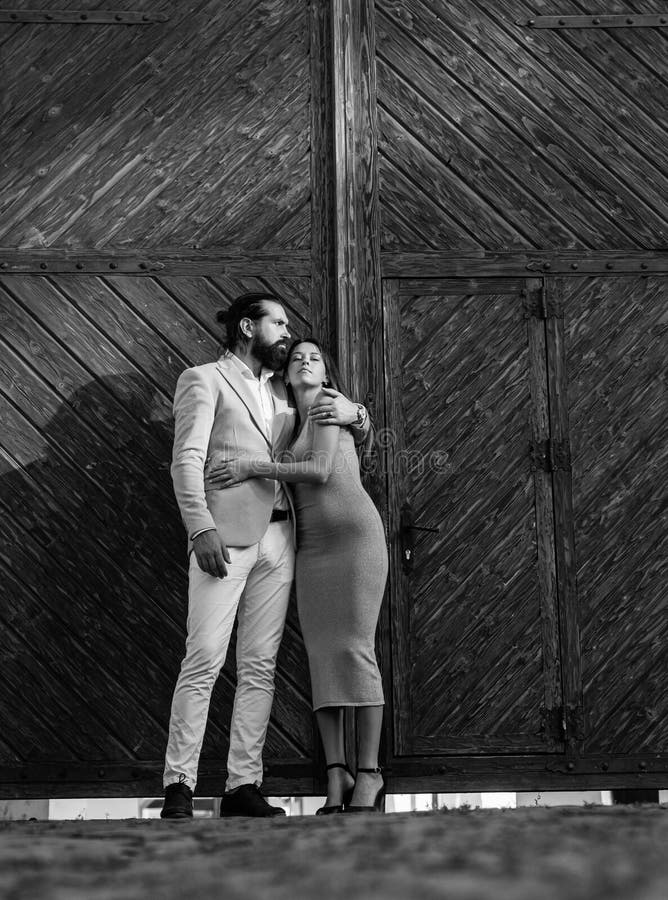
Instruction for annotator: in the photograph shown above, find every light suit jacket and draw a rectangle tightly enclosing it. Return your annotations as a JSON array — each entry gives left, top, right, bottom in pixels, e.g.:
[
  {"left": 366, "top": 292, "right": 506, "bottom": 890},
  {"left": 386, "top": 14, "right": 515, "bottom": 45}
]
[{"left": 171, "top": 354, "right": 297, "bottom": 549}]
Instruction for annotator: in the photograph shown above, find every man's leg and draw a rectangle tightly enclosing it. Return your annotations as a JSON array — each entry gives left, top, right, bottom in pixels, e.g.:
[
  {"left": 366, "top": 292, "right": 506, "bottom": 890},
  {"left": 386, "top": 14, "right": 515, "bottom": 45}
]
[
  {"left": 163, "top": 546, "right": 257, "bottom": 795},
  {"left": 225, "top": 520, "right": 294, "bottom": 793}
]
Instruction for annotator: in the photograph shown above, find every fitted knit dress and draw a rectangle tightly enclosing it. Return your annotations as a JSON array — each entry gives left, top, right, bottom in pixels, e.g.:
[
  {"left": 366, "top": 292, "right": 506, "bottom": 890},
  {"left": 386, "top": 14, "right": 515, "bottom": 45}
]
[{"left": 290, "top": 421, "right": 388, "bottom": 711}]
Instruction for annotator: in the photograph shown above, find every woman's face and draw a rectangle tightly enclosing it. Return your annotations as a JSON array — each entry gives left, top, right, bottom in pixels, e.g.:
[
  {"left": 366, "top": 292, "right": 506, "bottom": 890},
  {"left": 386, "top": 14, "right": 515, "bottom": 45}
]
[{"left": 286, "top": 342, "right": 328, "bottom": 389}]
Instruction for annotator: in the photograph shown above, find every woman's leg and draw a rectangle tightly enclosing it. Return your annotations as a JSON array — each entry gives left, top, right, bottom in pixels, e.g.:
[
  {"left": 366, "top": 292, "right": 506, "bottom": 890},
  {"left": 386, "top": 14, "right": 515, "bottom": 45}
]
[
  {"left": 351, "top": 705, "right": 384, "bottom": 806},
  {"left": 316, "top": 707, "right": 354, "bottom": 806}
]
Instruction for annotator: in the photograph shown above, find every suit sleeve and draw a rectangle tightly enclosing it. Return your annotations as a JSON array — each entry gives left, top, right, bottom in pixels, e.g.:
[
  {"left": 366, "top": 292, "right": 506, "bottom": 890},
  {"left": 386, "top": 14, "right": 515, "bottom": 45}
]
[{"left": 171, "top": 367, "right": 217, "bottom": 539}]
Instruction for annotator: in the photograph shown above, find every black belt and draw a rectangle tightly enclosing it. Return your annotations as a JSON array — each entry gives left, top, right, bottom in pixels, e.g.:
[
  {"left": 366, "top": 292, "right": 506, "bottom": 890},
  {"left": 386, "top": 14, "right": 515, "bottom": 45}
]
[{"left": 270, "top": 509, "right": 290, "bottom": 522}]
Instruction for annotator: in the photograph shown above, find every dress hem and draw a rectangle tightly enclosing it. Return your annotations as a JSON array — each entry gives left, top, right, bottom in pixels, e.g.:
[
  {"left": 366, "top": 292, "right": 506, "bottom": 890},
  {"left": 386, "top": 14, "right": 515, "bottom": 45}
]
[{"left": 313, "top": 700, "right": 385, "bottom": 712}]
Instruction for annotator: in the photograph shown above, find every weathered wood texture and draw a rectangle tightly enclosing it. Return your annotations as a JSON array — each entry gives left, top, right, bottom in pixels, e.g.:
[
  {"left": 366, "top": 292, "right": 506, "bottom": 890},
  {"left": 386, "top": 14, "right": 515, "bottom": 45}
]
[
  {"left": 0, "top": 272, "right": 315, "bottom": 793},
  {"left": 0, "top": 0, "right": 310, "bottom": 250},
  {"left": 383, "top": 279, "right": 563, "bottom": 756},
  {"left": 561, "top": 275, "right": 668, "bottom": 755},
  {"left": 375, "top": 0, "right": 668, "bottom": 250}
]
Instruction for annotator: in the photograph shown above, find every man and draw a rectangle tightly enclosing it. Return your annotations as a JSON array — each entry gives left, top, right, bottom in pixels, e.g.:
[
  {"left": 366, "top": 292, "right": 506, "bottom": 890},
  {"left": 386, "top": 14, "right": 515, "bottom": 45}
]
[{"left": 161, "top": 292, "right": 370, "bottom": 818}]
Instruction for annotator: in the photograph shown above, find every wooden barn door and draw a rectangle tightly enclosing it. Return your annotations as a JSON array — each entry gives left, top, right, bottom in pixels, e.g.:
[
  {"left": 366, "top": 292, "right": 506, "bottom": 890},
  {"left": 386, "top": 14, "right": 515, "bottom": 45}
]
[
  {"left": 383, "top": 278, "right": 567, "bottom": 763},
  {"left": 338, "top": 0, "right": 668, "bottom": 789},
  {"left": 0, "top": 1, "right": 331, "bottom": 798}
]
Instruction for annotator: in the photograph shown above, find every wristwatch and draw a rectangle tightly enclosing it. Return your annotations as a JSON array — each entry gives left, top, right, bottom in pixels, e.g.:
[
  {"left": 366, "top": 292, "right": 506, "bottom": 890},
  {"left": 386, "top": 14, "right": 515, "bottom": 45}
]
[{"left": 354, "top": 403, "right": 367, "bottom": 427}]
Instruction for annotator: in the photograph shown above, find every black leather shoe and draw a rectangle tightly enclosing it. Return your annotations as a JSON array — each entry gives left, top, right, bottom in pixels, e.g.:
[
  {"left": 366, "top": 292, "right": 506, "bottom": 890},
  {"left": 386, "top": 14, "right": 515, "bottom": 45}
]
[
  {"left": 160, "top": 781, "right": 193, "bottom": 819},
  {"left": 220, "top": 784, "right": 286, "bottom": 818}
]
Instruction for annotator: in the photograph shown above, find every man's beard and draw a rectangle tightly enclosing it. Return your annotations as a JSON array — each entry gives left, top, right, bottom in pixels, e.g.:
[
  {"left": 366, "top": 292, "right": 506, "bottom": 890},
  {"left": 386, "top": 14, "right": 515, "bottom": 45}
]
[{"left": 252, "top": 336, "right": 288, "bottom": 371}]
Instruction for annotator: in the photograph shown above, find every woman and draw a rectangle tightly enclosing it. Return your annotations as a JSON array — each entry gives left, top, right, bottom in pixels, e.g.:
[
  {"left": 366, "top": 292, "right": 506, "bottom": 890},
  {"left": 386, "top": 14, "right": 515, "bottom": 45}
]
[{"left": 208, "top": 338, "right": 387, "bottom": 813}]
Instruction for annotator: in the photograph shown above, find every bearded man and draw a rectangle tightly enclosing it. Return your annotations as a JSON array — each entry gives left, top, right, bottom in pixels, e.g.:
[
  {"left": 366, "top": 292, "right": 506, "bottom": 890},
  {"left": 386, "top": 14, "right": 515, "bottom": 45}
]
[{"left": 161, "top": 292, "right": 370, "bottom": 818}]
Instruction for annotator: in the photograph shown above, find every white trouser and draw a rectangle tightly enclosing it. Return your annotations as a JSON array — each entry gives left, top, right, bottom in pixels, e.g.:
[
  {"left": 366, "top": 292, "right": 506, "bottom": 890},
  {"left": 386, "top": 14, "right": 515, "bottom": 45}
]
[{"left": 163, "top": 521, "right": 294, "bottom": 792}]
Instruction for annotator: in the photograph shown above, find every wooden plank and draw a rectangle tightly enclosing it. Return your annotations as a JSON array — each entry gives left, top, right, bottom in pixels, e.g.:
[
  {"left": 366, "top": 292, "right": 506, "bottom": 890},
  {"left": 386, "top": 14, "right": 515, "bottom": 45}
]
[
  {"left": 472, "top": 0, "right": 668, "bottom": 206},
  {"left": 379, "top": 155, "right": 483, "bottom": 249},
  {"left": 561, "top": 274, "right": 668, "bottom": 755},
  {"left": 0, "top": 250, "right": 312, "bottom": 274},
  {"left": 332, "top": 0, "right": 382, "bottom": 399},
  {"left": 0, "top": 586, "right": 132, "bottom": 759},
  {"left": 376, "top": 6, "right": 638, "bottom": 249},
  {"left": 0, "top": 761, "right": 316, "bottom": 800},
  {"left": 310, "top": 0, "right": 336, "bottom": 350},
  {"left": 6, "top": 756, "right": 668, "bottom": 797},
  {"left": 377, "top": 58, "right": 580, "bottom": 247},
  {"left": 0, "top": 2, "right": 310, "bottom": 250},
  {"left": 420, "top": 0, "right": 668, "bottom": 230},
  {"left": 381, "top": 251, "right": 668, "bottom": 277},
  {"left": 544, "top": 277, "right": 582, "bottom": 751},
  {"left": 0, "top": 510, "right": 170, "bottom": 758},
  {"left": 509, "top": 0, "right": 668, "bottom": 126},
  {"left": 380, "top": 112, "right": 529, "bottom": 247},
  {"left": 106, "top": 61, "right": 310, "bottom": 247},
  {"left": 381, "top": 280, "right": 411, "bottom": 756},
  {"left": 526, "top": 279, "right": 562, "bottom": 750},
  {"left": 0, "top": 408, "right": 190, "bottom": 714},
  {"left": 397, "top": 278, "right": 526, "bottom": 295},
  {"left": 378, "top": 1, "right": 667, "bottom": 247}
]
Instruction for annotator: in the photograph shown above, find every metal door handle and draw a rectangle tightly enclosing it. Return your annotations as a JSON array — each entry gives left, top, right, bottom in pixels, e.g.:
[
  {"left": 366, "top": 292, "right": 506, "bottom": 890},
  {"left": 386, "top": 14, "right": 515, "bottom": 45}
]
[{"left": 400, "top": 503, "right": 440, "bottom": 574}]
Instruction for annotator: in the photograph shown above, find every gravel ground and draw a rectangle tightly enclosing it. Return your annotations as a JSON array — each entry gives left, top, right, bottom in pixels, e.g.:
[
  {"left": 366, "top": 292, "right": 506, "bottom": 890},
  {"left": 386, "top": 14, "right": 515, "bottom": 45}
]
[{"left": 0, "top": 806, "right": 666, "bottom": 900}]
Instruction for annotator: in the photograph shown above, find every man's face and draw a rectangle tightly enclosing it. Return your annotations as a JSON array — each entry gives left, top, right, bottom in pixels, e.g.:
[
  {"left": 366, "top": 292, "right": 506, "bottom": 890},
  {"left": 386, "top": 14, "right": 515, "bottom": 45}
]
[{"left": 250, "top": 302, "right": 290, "bottom": 370}]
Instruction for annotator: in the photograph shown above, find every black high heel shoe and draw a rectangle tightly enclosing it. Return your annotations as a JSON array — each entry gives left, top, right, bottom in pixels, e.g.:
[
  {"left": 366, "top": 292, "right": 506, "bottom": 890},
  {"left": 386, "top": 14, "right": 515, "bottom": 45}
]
[
  {"left": 345, "top": 767, "right": 385, "bottom": 813},
  {"left": 315, "top": 762, "right": 355, "bottom": 815}
]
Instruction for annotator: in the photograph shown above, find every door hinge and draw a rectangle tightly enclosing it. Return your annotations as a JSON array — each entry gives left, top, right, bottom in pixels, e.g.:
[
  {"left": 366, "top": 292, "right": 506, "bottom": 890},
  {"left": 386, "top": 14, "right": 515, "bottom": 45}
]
[
  {"left": 522, "top": 287, "right": 561, "bottom": 319},
  {"left": 529, "top": 438, "right": 571, "bottom": 473},
  {"left": 0, "top": 10, "right": 169, "bottom": 24},
  {"left": 517, "top": 15, "right": 668, "bottom": 30}
]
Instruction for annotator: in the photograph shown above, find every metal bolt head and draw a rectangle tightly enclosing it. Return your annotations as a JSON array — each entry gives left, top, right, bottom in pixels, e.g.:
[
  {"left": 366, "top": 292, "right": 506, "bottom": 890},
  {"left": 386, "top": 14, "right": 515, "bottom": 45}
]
[
  {"left": 0, "top": 262, "right": 8, "bottom": 269},
  {"left": 640, "top": 263, "right": 648, "bottom": 270},
  {"left": 76, "top": 262, "right": 84, "bottom": 270},
  {"left": 566, "top": 761, "right": 575, "bottom": 771},
  {"left": 109, "top": 262, "right": 118, "bottom": 270},
  {"left": 606, "top": 262, "right": 614, "bottom": 270},
  {"left": 593, "top": 18, "right": 600, "bottom": 25},
  {"left": 639, "top": 761, "right": 647, "bottom": 771},
  {"left": 571, "top": 263, "right": 579, "bottom": 270},
  {"left": 40, "top": 262, "right": 48, "bottom": 270}
]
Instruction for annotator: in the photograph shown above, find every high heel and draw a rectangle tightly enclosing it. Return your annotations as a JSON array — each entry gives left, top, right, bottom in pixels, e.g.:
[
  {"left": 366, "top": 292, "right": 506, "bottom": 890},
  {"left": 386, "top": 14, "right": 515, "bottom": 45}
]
[
  {"left": 315, "top": 762, "right": 355, "bottom": 815},
  {"left": 345, "top": 767, "right": 385, "bottom": 813}
]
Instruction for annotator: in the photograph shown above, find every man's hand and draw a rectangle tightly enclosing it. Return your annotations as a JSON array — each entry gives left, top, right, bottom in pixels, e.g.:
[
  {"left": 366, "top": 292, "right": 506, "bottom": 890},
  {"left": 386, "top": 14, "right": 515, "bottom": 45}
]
[
  {"left": 206, "top": 455, "right": 252, "bottom": 489},
  {"left": 192, "top": 530, "right": 231, "bottom": 578},
  {"left": 308, "top": 388, "right": 359, "bottom": 427}
]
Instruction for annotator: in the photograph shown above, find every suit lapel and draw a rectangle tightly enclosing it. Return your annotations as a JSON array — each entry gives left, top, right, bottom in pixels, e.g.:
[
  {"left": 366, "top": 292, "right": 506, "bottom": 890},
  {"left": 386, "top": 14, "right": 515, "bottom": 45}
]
[{"left": 216, "top": 358, "right": 272, "bottom": 448}]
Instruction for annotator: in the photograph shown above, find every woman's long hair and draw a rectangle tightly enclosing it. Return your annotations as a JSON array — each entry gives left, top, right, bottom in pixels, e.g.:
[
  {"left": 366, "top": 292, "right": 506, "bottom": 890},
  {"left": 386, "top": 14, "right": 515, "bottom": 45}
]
[
  {"left": 285, "top": 337, "right": 348, "bottom": 435},
  {"left": 285, "top": 337, "right": 374, "bottom": 460}
]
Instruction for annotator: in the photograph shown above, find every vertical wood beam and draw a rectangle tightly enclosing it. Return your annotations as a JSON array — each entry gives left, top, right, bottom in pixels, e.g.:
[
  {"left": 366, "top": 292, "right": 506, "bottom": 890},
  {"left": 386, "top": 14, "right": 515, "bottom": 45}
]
[
  {"left": 310, "top": 0, "right": 335, "bottom": 350},
  {"left": 331, "top": 0, "right": 382, "bottom": 405},
  {"left": 545, "top": 277, "right": 583, "bottom": 754},
  {"left": 332, "top": 0, "right": 385, "bottom": 770}
]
